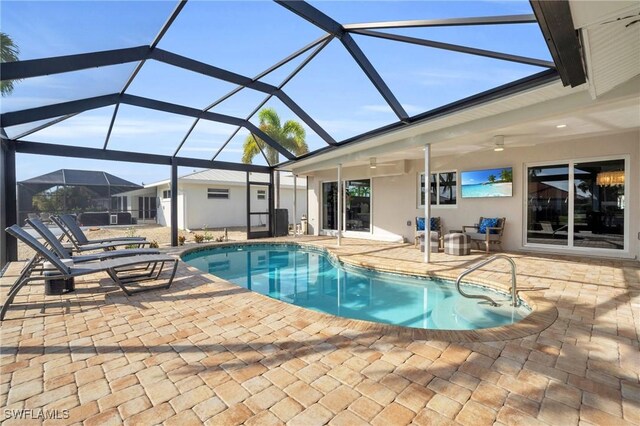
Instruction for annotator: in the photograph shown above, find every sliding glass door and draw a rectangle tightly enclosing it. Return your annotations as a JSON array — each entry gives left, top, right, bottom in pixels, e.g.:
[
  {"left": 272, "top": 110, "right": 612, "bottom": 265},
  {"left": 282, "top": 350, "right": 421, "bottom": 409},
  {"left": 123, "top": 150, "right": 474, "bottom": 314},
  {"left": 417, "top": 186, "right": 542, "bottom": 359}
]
[
  {"left": 526, "top": 157, "right": 626, "bottom": 251},
  {"left": 345, "top": 179, "right": 370, "bottom": 232},
  {"left": 573, "top": 159, "right": 625, "bottom": 250},
  {"left": 527, "top": 165, "right": 569, "bottom": 246},
  {"left": 322, "top": 179, "right": 372, "bottom": 232}
]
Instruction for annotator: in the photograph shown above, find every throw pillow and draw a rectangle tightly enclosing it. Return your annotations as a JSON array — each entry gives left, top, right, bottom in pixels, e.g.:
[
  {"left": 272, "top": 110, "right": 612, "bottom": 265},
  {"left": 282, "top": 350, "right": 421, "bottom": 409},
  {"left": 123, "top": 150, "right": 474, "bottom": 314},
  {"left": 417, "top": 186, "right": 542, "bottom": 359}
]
[
  {"left": 430, "top": 217, "right": 439, "bottom": 231},
  {"left": 478, "top": 218, "right": 499, "bottom": 234},
  {"left": 416, "top": 217, "right": 425, "bottom": 231}
]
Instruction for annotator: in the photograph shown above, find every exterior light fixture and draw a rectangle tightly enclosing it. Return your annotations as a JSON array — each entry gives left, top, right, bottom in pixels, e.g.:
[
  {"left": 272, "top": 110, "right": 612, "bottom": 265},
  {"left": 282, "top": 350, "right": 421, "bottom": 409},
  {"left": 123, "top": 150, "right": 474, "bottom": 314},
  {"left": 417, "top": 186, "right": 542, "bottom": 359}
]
[
  {"left": 493, "top": 135, "right": 505, "bottom": 152},
  {"left": 370, "top": 158, "right": 377, "bottom": 169},
  {"left": 556, "top": 124, "right": 567, "bottom": 128}
]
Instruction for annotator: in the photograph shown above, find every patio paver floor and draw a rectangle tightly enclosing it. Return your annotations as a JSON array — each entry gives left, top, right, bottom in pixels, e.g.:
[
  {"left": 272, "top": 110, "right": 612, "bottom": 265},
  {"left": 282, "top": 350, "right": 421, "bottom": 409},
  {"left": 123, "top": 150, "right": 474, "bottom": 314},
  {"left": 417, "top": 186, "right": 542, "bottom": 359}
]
[{"left": 1, "top": 236, "right": 638, "bottom": 425}]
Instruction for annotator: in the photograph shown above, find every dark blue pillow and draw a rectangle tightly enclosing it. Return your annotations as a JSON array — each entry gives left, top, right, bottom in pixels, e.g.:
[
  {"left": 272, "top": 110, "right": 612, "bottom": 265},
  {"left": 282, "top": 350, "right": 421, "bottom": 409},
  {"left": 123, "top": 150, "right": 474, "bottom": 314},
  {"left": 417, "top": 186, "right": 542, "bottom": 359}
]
[
  {"left": 478, "top": 218, "right": 499, "bottom": 234},
  {"left": 430, "top": 217, "right": 439, "bottom": 231},
  {"left": 416, "top": 217, "right": 425, "bottom": 231}
]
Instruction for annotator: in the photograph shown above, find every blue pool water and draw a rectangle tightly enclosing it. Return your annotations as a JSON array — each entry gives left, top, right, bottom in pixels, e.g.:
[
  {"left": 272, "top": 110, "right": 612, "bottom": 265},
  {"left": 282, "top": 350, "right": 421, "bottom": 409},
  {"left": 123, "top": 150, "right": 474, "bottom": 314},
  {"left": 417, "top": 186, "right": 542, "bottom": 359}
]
[{"left": 182, "top": 244, "right": 530, "bottom": 330}]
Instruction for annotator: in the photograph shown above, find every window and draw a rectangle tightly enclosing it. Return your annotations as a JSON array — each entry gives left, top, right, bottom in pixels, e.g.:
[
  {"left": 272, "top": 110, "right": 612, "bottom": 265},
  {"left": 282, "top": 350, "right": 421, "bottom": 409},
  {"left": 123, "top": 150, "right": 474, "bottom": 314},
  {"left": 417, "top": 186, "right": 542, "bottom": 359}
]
[
  {"left": 345, "top": 179, "right": 371, "bottom": 232},
  {"left": 162, "top": 190, "right": 171, "bottom": 199},
  {"left": 322, "top": 182, "right": 339, "bottom": 230},
  {"left": 110, "top": 196, "right": 127, "bottom": 211},
  {"left": 257, "top": 189, "right": 266, "bottom": 200},
  {"left": 208, "top": 188, "right": 229, "bottom": 199},
  {"left": 526, "top": 157, "right": 626, "bottom": 251},
  {"left": 419, "top": 172, "right": 457, "bottom": 206},
  {"left": 138, "top": 196, "right": 156, "bottom": 219}
]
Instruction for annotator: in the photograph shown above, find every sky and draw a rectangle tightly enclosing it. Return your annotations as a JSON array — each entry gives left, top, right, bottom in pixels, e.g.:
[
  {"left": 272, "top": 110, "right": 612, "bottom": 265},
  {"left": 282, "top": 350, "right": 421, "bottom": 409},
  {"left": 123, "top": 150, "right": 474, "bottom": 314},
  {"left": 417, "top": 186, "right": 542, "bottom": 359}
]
[
  {"left": 1, "top": 0, "right": 552, "bottom": 185},
  {"left": 460, "top": 167, "right": 512, "bottom": 185}
]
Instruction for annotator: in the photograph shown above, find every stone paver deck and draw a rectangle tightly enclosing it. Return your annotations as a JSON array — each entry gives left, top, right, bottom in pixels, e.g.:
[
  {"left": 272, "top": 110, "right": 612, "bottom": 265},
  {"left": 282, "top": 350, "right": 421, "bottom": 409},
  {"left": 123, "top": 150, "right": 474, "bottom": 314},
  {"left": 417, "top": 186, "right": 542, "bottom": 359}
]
[{"left": 1, "top": 236, "right": 638, "bottom": 425}]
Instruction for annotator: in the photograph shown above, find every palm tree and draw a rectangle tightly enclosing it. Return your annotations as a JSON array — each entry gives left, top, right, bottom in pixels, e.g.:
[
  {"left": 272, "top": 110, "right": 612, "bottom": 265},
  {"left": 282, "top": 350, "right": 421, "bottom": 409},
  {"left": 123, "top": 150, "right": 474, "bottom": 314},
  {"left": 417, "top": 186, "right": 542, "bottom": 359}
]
[
  {"left": 1, "top": 32, "right": 21, "bottom": 96},
  {"left": 487, "top": 174, "right": 496, "bottom": 183},
  {"left": 242, "top": 108, "right": 308, "bottom": 208},
  {"left": 439, "top": 172, "right": 455, "bottom": 203},
  {"left": 242, "top": 108, "right": 308, "bottom": 165},
  {"left": 500, "top": 168, "right": 513, "bottom": 183}
]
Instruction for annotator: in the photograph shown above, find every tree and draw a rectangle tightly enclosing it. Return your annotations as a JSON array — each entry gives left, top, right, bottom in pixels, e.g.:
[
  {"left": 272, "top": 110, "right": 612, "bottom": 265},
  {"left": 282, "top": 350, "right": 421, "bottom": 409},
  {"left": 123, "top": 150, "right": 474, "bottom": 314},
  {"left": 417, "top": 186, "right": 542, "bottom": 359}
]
[
  {"left": 439, "top": 172, "right": 455, "bottom": 203},
  {"left": 500, "top": 168, "right": 513, "bottom": 183},
  {"left": 1, "top": 32, "right": 21, "bottom": 96},
  {"left": 32, "top": 186, "right": 98, "bottom": 213},
  {"left": 242, "top": 108, "right": 308, "bottom": 165},
  {"left": 487, "top": 174, "right": 496, "bottom": 183},
  {"left": 242, "top": 108, "right": 309, "bottom": 209}
]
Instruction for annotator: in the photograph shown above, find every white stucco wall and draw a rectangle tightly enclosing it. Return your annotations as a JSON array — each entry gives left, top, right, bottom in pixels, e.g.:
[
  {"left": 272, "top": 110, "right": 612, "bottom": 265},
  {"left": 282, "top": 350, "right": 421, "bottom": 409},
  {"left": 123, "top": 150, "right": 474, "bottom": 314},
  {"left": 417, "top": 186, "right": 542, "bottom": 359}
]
[
  {"left": 156, "top": 182, "right": 307, "bottom": 231},
  {"left": 157, "top": 191, "right": 186, "bottom": 230},
  {"left": 306, "top": 131, "right": 639, "bottom": 259},
  {"left": 279, "top": 181, "right": 309, "bottom": 225}
]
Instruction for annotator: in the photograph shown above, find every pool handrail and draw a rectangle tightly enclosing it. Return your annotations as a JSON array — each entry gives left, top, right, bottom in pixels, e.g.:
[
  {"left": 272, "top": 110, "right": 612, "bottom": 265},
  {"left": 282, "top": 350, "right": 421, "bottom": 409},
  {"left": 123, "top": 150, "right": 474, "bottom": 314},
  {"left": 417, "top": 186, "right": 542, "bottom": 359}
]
[{"left": 455, "top": 254, "right": 518, "bottom": 307}]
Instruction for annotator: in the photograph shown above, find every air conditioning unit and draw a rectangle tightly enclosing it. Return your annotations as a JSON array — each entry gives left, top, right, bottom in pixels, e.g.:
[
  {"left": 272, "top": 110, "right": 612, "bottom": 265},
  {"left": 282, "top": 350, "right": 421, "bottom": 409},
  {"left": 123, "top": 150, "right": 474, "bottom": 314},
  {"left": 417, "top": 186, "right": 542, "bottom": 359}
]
[{"left": 110, "top": 214, "right": 118, "bottom": 225}]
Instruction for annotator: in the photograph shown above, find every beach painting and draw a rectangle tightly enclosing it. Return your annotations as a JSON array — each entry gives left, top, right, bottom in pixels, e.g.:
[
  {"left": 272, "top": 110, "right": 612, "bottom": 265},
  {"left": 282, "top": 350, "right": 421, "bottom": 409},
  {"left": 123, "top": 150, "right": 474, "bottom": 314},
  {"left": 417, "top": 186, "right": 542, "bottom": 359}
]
[{"left": 461, "top": 167, "right": 513, "bottom": 198}]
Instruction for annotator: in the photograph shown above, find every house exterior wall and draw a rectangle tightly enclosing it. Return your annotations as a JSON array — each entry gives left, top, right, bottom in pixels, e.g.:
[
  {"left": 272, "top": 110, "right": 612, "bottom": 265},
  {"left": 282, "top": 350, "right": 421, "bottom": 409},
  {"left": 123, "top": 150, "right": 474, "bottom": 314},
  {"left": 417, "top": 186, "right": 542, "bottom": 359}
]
[
  {"left": 306, "top": 131, "right": 639, "bottom": 259},
  {"left": 156, "top": 187, "right": 186, "bottom": 230},
  {"left": 156, "top": 181, "right": 307, "bottom": 231},
  {"left": 279, "top": 183, "right": 308, "bottom": 225}
]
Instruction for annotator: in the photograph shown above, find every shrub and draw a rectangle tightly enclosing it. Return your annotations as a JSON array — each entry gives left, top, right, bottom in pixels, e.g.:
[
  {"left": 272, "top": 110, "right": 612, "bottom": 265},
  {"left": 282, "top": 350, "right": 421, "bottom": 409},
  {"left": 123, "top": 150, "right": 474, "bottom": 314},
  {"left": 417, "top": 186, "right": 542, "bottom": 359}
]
[
  {"left": 194, "top": 234, "right": 205, "bottom": 243},
  {"left": 178, "top": 235, "right": 185, "bottom": 246},
  {"left": 125, "top": 227, "right": 141, "bottom": 249},
  {"left": 149, "top": 240, "right": 159, "bottom": 248}
]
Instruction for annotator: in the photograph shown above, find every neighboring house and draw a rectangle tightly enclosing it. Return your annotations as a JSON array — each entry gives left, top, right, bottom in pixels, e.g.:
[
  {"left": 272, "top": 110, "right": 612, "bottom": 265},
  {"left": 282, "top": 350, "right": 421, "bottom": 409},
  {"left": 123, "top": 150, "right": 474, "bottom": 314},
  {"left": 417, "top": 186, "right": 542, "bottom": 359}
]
[
  {"left": 17, "top": 169, "right": 143, "bottom": 226},
  {"left": 123, "top": 170, "right": 307, "bottom": 231}
]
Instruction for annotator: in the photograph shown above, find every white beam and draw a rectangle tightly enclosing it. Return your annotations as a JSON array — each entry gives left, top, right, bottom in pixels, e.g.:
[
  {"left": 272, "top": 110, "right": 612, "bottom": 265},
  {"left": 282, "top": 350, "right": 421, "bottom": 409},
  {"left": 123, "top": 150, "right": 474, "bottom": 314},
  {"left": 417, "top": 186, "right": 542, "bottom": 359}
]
[
  {"left": 337, "top": 163, "right": 342, "bottom": 247},
  {"left": 293, "top": 174, "right": 297, "bottom": 238},
  {"left": 424, "top": 144, "right": 431, "bottom": 263}
]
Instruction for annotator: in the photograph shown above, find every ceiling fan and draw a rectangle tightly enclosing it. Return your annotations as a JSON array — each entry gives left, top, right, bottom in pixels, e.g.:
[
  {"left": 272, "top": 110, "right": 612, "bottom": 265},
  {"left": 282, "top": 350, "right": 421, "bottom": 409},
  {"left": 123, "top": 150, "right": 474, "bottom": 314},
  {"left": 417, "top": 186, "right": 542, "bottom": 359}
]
[{"left": 482, "top": 135, "right": 539, "bottom": 152}]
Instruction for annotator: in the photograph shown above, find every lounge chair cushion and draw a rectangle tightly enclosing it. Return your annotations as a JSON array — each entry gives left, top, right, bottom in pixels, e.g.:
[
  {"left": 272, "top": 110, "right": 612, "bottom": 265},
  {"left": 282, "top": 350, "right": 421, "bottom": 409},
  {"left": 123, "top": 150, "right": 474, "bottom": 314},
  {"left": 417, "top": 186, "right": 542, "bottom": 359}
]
[{"left": 478, "top": 218, "right": 500, "bottom": 234}]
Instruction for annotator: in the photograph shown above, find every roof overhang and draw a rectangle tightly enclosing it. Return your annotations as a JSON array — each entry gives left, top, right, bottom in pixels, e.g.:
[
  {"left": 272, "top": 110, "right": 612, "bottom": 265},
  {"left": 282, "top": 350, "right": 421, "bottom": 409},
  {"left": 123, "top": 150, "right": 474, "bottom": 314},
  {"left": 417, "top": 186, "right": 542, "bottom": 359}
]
[{"left": 288, "top": 73, "right": 639, "bottom": 175}]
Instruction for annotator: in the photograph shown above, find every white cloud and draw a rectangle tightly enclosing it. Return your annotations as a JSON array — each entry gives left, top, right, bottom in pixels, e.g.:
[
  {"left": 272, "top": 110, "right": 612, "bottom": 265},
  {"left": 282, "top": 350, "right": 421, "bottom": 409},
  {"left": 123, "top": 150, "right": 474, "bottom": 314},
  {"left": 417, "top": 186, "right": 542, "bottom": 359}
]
[
  {"left": 362, "top": 103, "right": 424, "bottom": 115},
  {"left": 180, "top": 147, "right": 221, "bottom": 152},
  {"left": 29, "top": 116, "right": 247, "bottom": 142},
  {"left": 415, "top": 68, "right": 531, "bottom": 87},
  {"left": 317, "top": 117, "right": 396, "bottom": 140},
  {"left": 361, "top": 104, "right": 392, "bottom": 113}
]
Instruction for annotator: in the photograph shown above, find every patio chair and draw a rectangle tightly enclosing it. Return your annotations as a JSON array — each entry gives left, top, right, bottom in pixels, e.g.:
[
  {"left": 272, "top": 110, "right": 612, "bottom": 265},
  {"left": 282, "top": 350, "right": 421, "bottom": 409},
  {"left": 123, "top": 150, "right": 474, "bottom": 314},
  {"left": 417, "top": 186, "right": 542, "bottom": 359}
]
[
  {"left": 1, "top": 225, "right": 178, "bottom": 321},
  {"left": 462, "top": 217, "right": 506, "bottom": 253},
  {"left": 28, "top": 218, "right": 159, "bottom": 262},
  {"left": 52, "top": 214, "right": 149, "bottom": 252},
  {"left": 25, "top": 212, "right": 39, "bottom": 225},
  {"left": 414, "top": 217, "right": 442, "bottom": 247},
  {"left": 11, "top": 218, "right": 162, "bottom": 295},
  {"left": 538, "top": 221, "right": 568, "bottom": 237},
  {"left": 39, "top": 212, "right": 52, "bottom": 224}
]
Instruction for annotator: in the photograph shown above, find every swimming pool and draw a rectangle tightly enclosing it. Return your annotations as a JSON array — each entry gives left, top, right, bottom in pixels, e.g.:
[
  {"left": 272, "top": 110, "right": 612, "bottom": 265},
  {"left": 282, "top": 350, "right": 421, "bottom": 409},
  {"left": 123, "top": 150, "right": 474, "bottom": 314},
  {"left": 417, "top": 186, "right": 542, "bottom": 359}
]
[{"left": 182, "top": 244, "right": 531, "bottom": 331}]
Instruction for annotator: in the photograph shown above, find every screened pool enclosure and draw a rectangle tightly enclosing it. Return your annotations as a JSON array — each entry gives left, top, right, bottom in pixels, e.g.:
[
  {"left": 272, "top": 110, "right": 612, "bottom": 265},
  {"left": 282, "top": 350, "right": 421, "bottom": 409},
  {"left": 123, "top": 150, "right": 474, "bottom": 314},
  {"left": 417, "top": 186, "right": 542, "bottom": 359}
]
[{"left": 0, "top": 0, "right": 586, "bottom": 266}]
